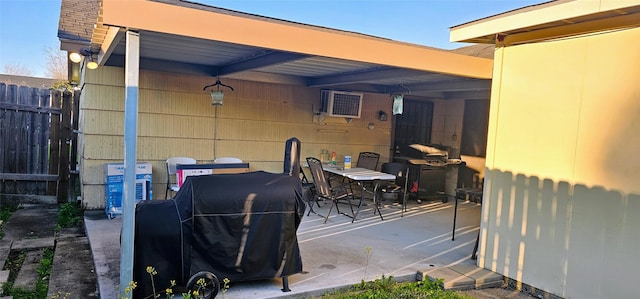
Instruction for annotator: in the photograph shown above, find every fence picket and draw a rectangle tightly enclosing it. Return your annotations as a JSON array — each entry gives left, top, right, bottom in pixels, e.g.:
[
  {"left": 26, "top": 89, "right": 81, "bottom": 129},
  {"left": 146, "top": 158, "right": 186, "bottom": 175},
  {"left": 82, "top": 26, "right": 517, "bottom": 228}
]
[
  {"left": 0, "top": 83, "right": 5, "bottom": 194},
  {"left": 16, "top": 86, "right": 31, "bottom": 194},
  {"left": 48, "top": 90, "right": 62, "bottom": 198},
  {"left": 38, "top": 88, "right": 52, "bottom": 194},
  {"left": 0, "top": 83, "right": 67, "bottom": 203},
  {"left": 4, "top": 85, "right": 18, "bottom": 194}
]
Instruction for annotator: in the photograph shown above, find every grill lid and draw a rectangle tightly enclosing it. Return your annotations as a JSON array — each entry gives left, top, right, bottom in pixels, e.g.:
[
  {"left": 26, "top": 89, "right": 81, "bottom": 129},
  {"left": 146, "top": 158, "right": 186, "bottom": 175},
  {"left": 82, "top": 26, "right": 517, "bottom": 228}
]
[{"left": 409, "top": 144, "right": 448, "bottom": 157}]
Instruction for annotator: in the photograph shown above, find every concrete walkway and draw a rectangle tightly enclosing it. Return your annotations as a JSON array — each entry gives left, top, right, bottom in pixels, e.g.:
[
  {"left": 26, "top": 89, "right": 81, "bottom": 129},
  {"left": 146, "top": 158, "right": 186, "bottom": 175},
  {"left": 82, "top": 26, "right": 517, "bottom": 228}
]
[
  {"left": 0, "top": 204, "right": 99, "bottom": 298},
  {"left": 86, "top": 198, "right": 528, "bottom": 298}
]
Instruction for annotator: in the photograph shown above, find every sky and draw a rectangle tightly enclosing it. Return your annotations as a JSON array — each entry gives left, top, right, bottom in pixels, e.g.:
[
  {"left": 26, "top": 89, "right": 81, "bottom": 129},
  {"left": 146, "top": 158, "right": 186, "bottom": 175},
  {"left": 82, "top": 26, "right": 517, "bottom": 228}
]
[{"left": 0, "top": 0, "right": 546, "bottom": 78}]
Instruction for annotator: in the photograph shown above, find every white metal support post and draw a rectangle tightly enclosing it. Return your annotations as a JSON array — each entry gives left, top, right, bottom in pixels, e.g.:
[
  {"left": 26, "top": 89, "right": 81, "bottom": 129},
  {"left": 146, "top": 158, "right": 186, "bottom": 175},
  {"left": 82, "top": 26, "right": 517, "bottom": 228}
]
[{"left": 120, "top": 29, "right": 140, "bottom": 295}]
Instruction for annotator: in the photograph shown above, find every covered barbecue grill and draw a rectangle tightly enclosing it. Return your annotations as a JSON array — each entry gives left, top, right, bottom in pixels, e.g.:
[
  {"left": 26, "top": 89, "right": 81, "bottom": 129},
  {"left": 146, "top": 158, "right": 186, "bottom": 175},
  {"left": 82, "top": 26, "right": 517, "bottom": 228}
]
[
  {"left": 132, "top": 171, "right": 306, "bottom": 298},
  {"left": 395, "top": 144, "right": 453, "bottom": 202}
]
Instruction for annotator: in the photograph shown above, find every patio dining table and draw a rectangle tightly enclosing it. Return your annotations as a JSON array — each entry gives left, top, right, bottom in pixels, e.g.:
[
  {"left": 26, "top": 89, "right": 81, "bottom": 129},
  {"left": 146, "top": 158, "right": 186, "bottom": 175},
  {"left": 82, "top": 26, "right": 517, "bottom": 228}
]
[{"left": 322, "top": 165, "right": 395, "bottom": 222}]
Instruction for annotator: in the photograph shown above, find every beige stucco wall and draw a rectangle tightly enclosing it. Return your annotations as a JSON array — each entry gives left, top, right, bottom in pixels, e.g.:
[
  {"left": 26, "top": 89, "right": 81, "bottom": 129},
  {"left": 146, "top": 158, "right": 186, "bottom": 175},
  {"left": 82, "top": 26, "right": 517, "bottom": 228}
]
[
  {"left": 77, "top": 67, "right": 465, "bottom": 208},
  {"left": 481, "top": 26, "right": 640, "bottom": 298}
]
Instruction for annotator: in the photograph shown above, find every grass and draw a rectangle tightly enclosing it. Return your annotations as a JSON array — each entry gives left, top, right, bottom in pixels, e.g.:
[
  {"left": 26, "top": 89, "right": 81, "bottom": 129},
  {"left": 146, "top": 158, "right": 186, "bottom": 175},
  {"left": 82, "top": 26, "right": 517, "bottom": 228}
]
[
  {"left": 0, "top": 206, "right": 16, "bottom": 223},
  {"left": 0, "top": 203, "right": 82, "bottom": 298},
  {"left": 0, "top": 206, "right": 17, "bottom": 240},
  {"left": 4, "top": 251, "right": 25, "bottom": 282},
  {"left": 2, "top": 248, "right": 54, "bottom": 299},
  {"left": 321, "top": 276, "right": 472, "bottom": 299}
]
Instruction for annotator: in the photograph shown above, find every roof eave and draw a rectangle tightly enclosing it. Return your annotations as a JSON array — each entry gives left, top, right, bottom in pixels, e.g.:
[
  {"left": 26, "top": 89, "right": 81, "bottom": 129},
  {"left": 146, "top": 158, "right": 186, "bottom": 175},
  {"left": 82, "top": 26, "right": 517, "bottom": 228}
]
[
  {"left": 450, "top": 0, "right": 640, "bottom": 45},
  {"left": 101, "top": 0, "right": 493, "bottom": 79}
]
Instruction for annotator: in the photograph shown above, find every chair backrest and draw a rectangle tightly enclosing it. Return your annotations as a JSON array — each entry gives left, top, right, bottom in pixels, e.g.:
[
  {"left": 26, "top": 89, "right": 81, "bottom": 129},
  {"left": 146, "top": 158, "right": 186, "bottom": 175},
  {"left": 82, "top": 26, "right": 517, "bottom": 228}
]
[
  {"left": 381, "top": 162, "right": 409, "bottom": 184},
  {"left": 283, "top": 137, "right": 301, "bottom": 178},
  {"left": 213, "top": 157, "right": 243, "bottom": 164},
  {"left": 356, "top": 152, "right": 380, "bottom": 170},
  {"left": 166, "top": 157, "right": 197, "bottom": 175},
  {"left": 306, "top": 157, "right": 331, "bottom": 198}
]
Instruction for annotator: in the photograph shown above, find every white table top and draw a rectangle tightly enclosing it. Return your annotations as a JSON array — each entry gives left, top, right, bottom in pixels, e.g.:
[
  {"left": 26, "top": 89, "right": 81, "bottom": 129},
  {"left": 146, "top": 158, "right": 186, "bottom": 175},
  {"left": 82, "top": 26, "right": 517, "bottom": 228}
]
[{"left": 323, "top": 166, "right": 395, "bottom": 181}]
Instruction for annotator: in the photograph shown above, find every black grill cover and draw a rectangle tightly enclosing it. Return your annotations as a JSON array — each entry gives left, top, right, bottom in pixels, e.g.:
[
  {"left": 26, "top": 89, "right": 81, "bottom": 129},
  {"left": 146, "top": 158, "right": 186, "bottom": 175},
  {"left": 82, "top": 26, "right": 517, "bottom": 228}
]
[{"left": 133, "top": 171, "right": 305, "bottom": 298}]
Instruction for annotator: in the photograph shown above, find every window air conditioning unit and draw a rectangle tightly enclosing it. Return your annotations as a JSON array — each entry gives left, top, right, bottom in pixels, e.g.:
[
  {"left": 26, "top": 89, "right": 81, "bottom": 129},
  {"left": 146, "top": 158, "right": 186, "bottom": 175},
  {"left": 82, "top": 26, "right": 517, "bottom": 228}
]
[{"left": 320, "top": 90, "right": 363, "bottom": 118}]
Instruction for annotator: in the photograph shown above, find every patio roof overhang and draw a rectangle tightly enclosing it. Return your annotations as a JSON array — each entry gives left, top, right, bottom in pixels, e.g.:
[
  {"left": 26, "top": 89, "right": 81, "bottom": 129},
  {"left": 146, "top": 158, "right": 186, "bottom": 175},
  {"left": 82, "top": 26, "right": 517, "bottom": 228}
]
[
  {"left": 450, "top": 0, "right": 640, "bottom": 46},
  {"left": 59, "top": 0, "right": 494, "bottom": 100}
]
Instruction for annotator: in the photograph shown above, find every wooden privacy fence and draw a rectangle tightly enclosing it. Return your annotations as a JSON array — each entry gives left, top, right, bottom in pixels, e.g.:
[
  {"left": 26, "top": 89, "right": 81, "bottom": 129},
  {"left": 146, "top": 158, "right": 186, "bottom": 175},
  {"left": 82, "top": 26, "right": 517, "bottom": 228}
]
[{"left": 0, "top": 83, "right": 77, "bottom": 204}]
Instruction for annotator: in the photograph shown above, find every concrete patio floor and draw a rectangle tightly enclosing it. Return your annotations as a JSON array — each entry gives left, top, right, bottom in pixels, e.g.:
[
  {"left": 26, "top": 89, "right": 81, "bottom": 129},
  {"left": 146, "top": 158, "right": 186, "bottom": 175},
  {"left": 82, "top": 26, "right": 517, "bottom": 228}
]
[{"left": 85, "top": 197, "right": 488, "bottom": 298}]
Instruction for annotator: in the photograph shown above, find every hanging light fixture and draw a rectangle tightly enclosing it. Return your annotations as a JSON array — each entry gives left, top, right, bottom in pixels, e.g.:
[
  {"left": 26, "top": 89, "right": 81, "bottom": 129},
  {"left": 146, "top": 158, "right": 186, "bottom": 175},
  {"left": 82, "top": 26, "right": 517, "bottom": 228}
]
[
  {"left": 203, "top": 78, "right": 234, "bottom": 106},
  {"left": 210, "top": 91, "right": 225, "bottom": 106}
]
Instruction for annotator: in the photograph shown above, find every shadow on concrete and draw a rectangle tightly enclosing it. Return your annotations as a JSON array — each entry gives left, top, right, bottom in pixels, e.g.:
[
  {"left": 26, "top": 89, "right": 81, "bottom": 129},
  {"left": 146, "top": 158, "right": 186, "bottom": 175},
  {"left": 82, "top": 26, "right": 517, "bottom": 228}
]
[{"left": 87, "top": 198, "right": 494, "bottom": 298}]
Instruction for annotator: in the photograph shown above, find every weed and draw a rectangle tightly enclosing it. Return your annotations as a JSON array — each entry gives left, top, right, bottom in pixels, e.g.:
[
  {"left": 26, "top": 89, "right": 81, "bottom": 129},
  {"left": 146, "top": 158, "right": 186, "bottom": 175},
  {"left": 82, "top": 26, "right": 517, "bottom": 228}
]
[
  {"left": 323, "top": 276, "right": 472, "bottom": 299},
  {"left": 0, "top": 206, "right": 17, "bottom": 239},
  {"left": 0, "top": 206, "right": 16, "bottom": 222},
  {"left": 117, "top": 266, "right": 228, "bottom": 299},
  {"left": 37, "top": 248, "right": 54, "bottom": 279},
  {"left": 49, "top": 291, "right": 71, "bottom": 298},
  {"left": 57, "top": 202, "right": 83, "bottom": 228},
  {"left": 4, "top": 251, "right": 26, "bottom": 282},
  {"left": 2, "top": 248, "right": 54, "bottom": 299},
  {"left": 221, "top": 277, "right": 230, "bottom": 298}
]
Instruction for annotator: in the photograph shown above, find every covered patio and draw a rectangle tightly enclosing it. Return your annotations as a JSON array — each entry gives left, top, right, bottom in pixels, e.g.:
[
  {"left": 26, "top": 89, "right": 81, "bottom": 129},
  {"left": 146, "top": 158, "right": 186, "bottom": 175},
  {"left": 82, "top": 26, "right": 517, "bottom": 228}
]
[
  {"left": 86, "top": 198, "right": 487, "bottom": 298},
  {"left": 62, "top": 0, "right": 497, "bottom": 296}
]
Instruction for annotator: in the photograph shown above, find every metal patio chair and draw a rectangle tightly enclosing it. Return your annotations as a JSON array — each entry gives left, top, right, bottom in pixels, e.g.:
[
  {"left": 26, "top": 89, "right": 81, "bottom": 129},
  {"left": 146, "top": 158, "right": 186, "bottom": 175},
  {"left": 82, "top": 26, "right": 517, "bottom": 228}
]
[
  {"left": 306, "top": 157, "right": 356, "bottom": 223},
  {"left": 379, "top": 162, "right": 410, "bottom": 217}
]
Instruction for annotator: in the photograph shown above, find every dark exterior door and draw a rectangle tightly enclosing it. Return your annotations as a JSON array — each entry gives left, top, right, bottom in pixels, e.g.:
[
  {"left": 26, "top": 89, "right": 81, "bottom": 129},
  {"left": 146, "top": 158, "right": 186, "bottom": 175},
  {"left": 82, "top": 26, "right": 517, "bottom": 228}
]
[{"left": 392, "top": 99, "right": 434, "bottom": 158}]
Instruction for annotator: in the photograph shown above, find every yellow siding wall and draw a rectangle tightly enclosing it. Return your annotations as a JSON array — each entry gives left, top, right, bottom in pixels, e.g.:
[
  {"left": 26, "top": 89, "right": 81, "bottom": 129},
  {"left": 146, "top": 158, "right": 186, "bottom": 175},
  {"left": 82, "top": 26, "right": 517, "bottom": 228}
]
[
  {"left": 482, "top": 26, "right": 640, "bottom": 298},
  {"left": 431, "top": 99, "right": 464, "bottom": 148},
  {"left": 432, "top": 99, "right": 469, "bottom": 195},
  {"left": 79, "top": 67, "right": 403, "bottom": 207}
]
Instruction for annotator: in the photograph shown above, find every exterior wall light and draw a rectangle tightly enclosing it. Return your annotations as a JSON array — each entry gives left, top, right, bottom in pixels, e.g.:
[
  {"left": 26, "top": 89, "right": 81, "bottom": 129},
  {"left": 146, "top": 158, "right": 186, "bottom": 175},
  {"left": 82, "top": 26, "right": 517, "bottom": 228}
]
[
  {"left": 69, "top": 52, "right": 82, "bottom": 63},
  {"left": 87, "top": 60, "right": 98, "bottom": 70},
  {"left": 69, "top": 48, "right": 99, "bottom": 70}
]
